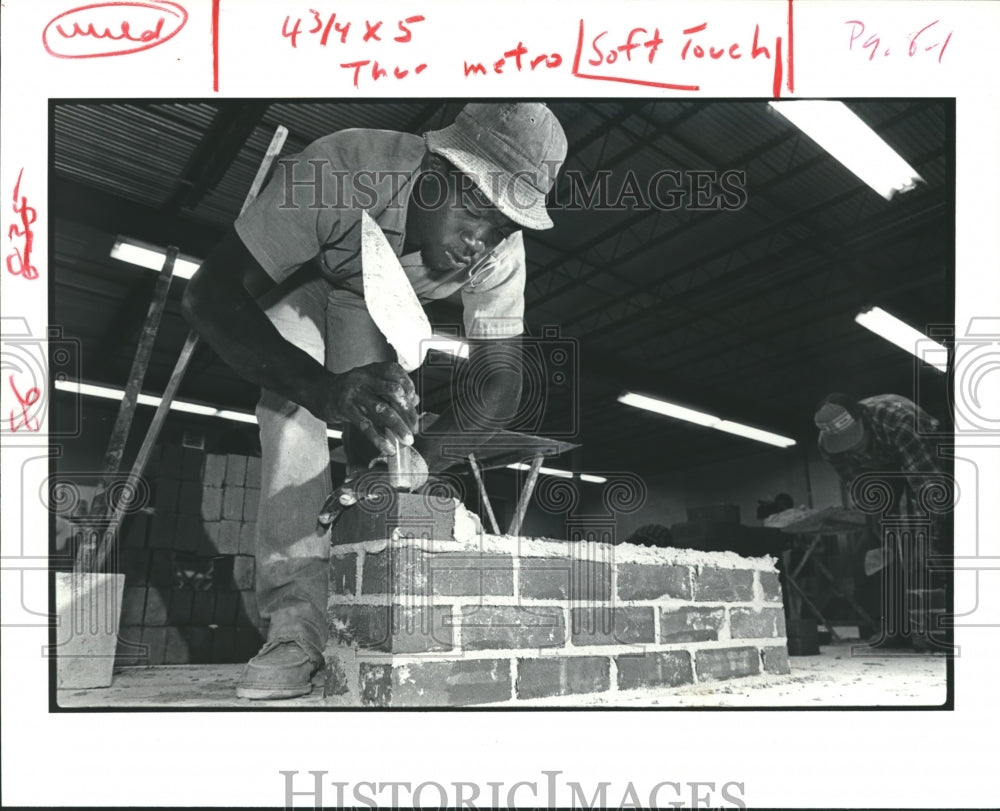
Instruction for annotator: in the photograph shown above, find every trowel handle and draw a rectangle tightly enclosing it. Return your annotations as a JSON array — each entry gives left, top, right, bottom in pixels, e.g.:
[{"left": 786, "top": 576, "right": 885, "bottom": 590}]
[{"left": 318, "top": 483, "right": 357, "bottom": 529}]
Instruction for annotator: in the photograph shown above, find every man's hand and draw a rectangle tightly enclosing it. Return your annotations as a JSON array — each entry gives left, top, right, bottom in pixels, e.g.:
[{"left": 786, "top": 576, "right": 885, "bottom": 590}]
[{"left": 321, "top": 361, "right": 420, "bottom": 457}]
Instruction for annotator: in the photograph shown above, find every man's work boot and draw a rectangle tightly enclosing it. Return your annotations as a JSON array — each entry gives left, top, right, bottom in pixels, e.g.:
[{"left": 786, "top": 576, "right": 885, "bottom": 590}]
[{"left": 236, "top": 640, "right": 323, "bottom": 700}]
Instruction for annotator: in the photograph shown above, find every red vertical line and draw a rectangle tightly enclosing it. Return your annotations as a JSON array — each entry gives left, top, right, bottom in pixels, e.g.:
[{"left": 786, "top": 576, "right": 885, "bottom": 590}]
[
  {"left": 571, "top": 19, "right": 585, "bottom": 76},
  {"left": 787, "top": 0, "right": 795, "bottom": 92},
  {"left": 938, "top": 30, "right": 952, "bottom": 64},
  {"left": 212, "top": 0, "right": 220, "bottom": 91},
  {"left": 773, "top": 36, "right": 783, "bottom": 98}
]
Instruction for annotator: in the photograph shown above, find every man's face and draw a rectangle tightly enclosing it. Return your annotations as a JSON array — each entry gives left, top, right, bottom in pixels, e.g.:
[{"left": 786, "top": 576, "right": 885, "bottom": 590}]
[{"left": 410, "top": 158, "right": 518, "bottom": 278}]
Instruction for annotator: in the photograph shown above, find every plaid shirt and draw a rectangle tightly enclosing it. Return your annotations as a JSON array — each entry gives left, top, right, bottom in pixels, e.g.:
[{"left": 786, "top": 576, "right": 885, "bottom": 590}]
[{"left": 821, "top": 394, "right": 943, "bottom": 505}]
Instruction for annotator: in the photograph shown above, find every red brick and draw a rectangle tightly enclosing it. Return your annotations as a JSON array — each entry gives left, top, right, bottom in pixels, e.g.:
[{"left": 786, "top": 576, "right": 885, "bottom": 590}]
[
  {"left": 428, "top": 553, "right": 513, "bottom": 596},
  {"left": 516, "top": 656, "right": 610, "bottom": 699},
  {"left": 238, "top": 521, "right": 257, "bottom": 555},
  {"left": 203, "top": 453, "right": 227, "bottom": 487},
  {"left": 141, "top": 626, "right": 167, "bottom": 665},
  {"left": 245, "top": 456, "right": 263, "bottom": 489},
  {"left": 200, "top": 486, "right": 223, "bottom": 522},
  {"left": 243, "top": 488, "right": 260, "bottom": 521},
  {"left": 225, "top": 454, "right": 248, "bottom": 486},
  {"left": 120, "top": 587, "right": 147, "bottom": 626},
  {"left": 168, "top": 589, "right": 194, "bottom": 625},
  {"left": 617, "top": 563, "right": 691, "bottom": 601},
  {"left": 759, "top": 571, "right": 782, "bottom": 602},
  {"left": 222, "top": 487, "right": 245, "bottom": 521},
  {"left": 164, "top": 627, "right": 190, "bottom": 664},
  {"left": 761, "top": 645, "right": 791, "bottom": 674},
  {"left": 153, "top": 478, "right": 180, "bottom": 513},
  {"left": 233, "top": 555, "right": 256, "bottom": 591},
  {"left": 217, "top": 520, "right": 241, "bottom": 554},
  {"left": 328, "top": 605, "right": 452, "bottom": 653},
  {"left": 660, "top": 607, "right": 725, "bottom": 643},
  {"left": 121, "top": 513, "right": 149, "bottom": 549},
  {"left": 360, "top": 659, "right": 511, "bottom": 707},
  {"left": 570, "top": 607, "right": 655, "bottom": 646},
  {"left": 729, "top": 607, "right": 787, "bottom": 639},
  {"left": 361, "top": 546, "right": 429, "bottom": 596},
  {"left": 695, "top": 646, "right": 761, "bottom": 681},
  {"left": 519, "top": 558, "right": 612, "bottom": 602},
  {"left": 460, "top": 605, "right": 565, "bottom": 650},
  {"left": 692, "top": 567, "right": 754, "bottom": 602},
  {"left": 331, "top": 491, "right": 456, "bottom": 545},
  {"left": 181, "top": 448, "right": 205, "bottom": 481},
  {"left": 329, "top": 553, "right": 357, "bottom": 596},
  {"left": 616, "top": 650, "right": 693, "bottom": 690},
  {"left": 144, "top": 588, "right": 169, "bottom": 625}
]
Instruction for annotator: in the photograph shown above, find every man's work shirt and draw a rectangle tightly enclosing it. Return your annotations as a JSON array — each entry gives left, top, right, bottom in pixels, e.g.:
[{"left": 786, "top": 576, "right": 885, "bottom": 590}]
[
  {"left": 819, "top": 394, "right": 942, "bottom": 504},
  {"left": 235, "top": 129, "right": 525, "bottom": 340}
]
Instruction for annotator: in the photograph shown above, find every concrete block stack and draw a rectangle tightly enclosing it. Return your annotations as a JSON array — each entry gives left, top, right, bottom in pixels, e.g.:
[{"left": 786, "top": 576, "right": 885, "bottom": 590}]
[
  {"left": 114, "top": 444, "right": 265, "bottom": 667},
  {"left": 326, "top": 495, "right": 791, "bottom": 707}
]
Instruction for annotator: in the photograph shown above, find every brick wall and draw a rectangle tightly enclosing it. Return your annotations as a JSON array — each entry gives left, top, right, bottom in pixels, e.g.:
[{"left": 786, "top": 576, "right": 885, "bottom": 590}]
[
  {"left": 327, "top": 503, "right": 790, "bottom": 706},
  {"left": 114, "top": 444, "right": 265, "bottom": 666}
]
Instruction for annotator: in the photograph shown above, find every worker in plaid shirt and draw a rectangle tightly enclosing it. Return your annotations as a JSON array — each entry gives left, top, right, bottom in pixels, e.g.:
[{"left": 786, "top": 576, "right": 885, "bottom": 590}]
[{"left": 814, "top": 393, "right": 951, "bottom": 650}]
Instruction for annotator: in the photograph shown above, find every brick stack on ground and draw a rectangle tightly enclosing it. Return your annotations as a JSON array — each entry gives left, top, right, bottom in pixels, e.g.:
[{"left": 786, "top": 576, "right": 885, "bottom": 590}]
[
  {"left": 114, "top": 444, "right": 265, "bottom": 667},
  {"left": 326, "top": 494, "right": 791, "bottom": 707}
]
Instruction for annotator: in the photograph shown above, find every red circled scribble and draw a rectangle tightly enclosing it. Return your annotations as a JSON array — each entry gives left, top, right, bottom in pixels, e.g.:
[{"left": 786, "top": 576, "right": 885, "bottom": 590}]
[
  {"left": 42, "top": 1, "right": 188, "bottom": 59},
  {"left": 8, "top": 375, "right": 41, "bottom": 432},
  {"left": 7, "top": 169, "right": 38, "bottom": 281}
]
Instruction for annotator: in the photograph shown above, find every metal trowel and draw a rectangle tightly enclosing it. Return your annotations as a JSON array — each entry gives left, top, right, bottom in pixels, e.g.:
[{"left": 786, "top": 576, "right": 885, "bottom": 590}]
[
  {"left": 360, "top": 210, "right": 432, "bottom": 492},
  {"left": 317, "top": 213, "right": 432, "bottom": 530}
]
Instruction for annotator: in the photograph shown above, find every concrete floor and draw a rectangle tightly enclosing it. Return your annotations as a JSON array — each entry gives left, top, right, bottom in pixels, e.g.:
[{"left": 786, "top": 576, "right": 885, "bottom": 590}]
[{"left": 56, "top": 641, "right": 948, "bottom": 709}]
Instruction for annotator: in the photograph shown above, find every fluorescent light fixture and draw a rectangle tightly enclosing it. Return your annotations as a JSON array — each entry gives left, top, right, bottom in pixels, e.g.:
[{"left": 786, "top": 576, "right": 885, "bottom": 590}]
[
  {"left": 55, "top": 380, "right": 343, "bottom": 438},
  {"left": 579, "top": 474, "right": 608, "bottom": 484},
  {"left": 505, "top": 463, "right": 574, "bottom": 478},
  {"left": 855, "top": 306, "right": 948, "bottom": 373},
  {"left": 768, "top": 101, "right": 923, "bottom": 200},
  {"left": 111, "top": 238, "right": 202, "bottom": 279},
  {"left": 618, "top": 392, "right": 796, "bottom": 448}
]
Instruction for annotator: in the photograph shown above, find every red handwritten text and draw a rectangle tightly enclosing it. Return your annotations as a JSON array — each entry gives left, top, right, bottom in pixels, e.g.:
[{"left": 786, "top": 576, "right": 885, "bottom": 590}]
[
  {"left": 846, "top": 19, "right": 953, "bottom": 63},
  {"left": 7, "top": 170, "right": 38, "bottom": 281},
  {"left": 281, "top": 11, "right": 427, "bottom": 88},
  {"left": 42, "top": 1, "right": 187, "bottom": 59},
  {"left": 464, "top": 42, "right": 563, "bottom": 77},
  {"left": 570, "top": 1, "right": 795, "bottom": 97},
  {"left": 282, "top": 11, "right": 425, "bottom": 48},
  {"left": 340, "top": 59, "right": 428, "bottom": 88},
  {"left": 8, "top": 375, "right": 41, "bottom": 433}
]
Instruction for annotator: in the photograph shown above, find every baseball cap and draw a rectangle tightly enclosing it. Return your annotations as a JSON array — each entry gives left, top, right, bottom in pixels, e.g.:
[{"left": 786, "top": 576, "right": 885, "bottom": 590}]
[
  {"left": 815, "top": 401, "right": 866, "bottom": 454},
  {"left": 424, "top": 103, "right": 567, "bottom": 230}
]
